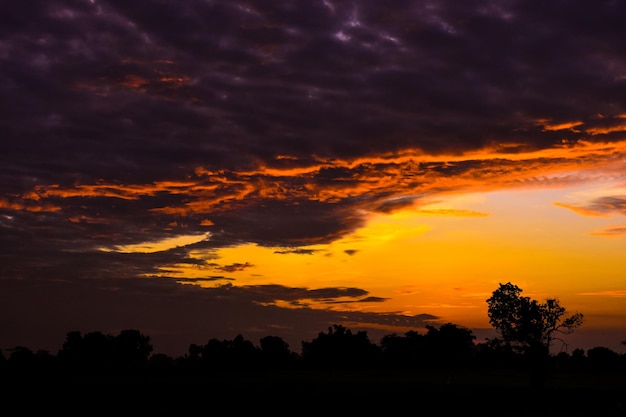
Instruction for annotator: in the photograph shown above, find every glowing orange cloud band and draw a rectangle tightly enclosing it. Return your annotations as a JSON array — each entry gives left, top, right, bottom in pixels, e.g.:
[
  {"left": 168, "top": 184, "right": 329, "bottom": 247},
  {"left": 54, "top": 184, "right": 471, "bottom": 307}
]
[{"left": 4, "top": 139, "right": 626, "bottom": 218}]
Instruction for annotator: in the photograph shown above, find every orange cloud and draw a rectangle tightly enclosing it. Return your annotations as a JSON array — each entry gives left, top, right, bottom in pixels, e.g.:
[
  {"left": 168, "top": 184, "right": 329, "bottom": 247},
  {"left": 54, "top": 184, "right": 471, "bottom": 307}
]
[
  {"left": 0, "top": 198, "right": 61, "bottom": 212},
  {"left": 536, "top": 119, "right": 584, "bottom": 132},
  {"left": 34, "top": 181, "right": 217, "bottom": 200},
  {"left": 579, "top": 290, "right": 626, "bottom": 297},
  {"left": 553, "top": 202, "right": 608, "bottom": 217},
  {"left": 586, "top": 124, "right": 626, "bottom": 135},
  {"left": 120, "top": 74, "right": 149, "bottom": 89},
  {"left": 589, "top": 226, "right": 626, "bottom": 237},
  {"left": 75, "top": 58, "right": 192, "bottom": 98},
  {"left": 8, "top": 139, "right": 626, "bottom": 221},
  {"left": 415, "top": 209, "right": 489, "bottom": 217},
  {"left": 68, "top": 215, "right": 112, "bottom": 224}
]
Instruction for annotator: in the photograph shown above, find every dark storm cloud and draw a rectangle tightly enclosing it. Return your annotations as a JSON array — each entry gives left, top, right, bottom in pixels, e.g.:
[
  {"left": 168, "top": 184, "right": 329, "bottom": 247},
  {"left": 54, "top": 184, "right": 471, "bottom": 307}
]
[
  {"left": 2, "top": 0, "right": 626, "bottom": 355},
  {"left": 2, "top": 0, "right": 624, "bottom": 190},
  {"left": 3, "top": 0, "right": 626, "bottom": 185}
]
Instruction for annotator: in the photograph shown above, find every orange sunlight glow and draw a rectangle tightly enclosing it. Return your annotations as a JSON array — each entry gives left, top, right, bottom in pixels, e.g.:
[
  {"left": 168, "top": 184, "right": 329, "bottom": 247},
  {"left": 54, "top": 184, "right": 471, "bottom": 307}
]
[
  {"left": 8, "top": 138, "right": 626, "bottom": 217},
  {"left": 6, "top": 138, "right": 626, "bottom": 342}
]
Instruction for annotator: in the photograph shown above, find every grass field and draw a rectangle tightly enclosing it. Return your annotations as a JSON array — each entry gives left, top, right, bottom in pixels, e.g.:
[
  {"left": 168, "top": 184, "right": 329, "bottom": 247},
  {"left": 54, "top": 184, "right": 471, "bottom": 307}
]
[{"left": 4, "top": 369, "right": 624, "bottom": 416}]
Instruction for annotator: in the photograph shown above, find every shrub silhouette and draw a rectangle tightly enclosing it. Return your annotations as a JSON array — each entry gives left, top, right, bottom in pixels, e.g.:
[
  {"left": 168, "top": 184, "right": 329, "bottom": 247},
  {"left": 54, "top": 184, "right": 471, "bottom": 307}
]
[
  {"left": 259, "top": 335, "right": 298, "bottom": 369},
  {"left": 380, "top": 330, "right": 427, "bottom": 370},
  {"left": 56, "top": 329, "right": 153, "bottom": 378},
  {"left": 187, "top": 334, "right": 262, "bottom": 373},
  {"left": 2, "top": 322, "right": 623, "bottom": 384},
  {"left": 301, "top": 324, "right": 381, "bottom": 371}
]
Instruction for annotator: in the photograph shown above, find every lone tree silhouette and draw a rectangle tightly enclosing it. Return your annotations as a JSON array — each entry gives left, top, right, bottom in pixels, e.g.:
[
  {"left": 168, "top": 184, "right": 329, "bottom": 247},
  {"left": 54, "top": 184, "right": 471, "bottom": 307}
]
[{"left": 486, "top": 282, "right": 584, "bottom": 388}]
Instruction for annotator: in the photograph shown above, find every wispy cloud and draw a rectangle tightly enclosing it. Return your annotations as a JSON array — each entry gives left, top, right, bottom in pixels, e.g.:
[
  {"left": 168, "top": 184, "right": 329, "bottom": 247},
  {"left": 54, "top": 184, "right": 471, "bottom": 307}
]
[
  {"left": 579, "top": 290, "right": 626, "bottom": 298},
  {"left": 555, "top": 196, "right": 626, "bottom": 218},
  {"left": 590, "top": 227, "right": 626, "bottom": 237}
]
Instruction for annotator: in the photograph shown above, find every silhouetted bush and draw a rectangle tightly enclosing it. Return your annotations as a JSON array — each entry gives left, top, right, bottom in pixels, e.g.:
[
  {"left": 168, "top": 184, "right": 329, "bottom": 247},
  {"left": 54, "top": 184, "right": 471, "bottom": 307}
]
[
  {"left": 380, "top": 330, "right": 427, "bottom": 370},
  {"left": 586, "top": 346, "right": 624, "bottom": 374},
  {"left": 54, "top": 329, "right": 153, "bottom": 378},
  {"left": 1, "top": 324, "right": 624, "bottom": 381},
  {"left": 474, "top": 338, "right": 525, "bottom": 370},
  {"left": 259, "top": 335, "right": 299, "bottom": 369},
  {"left": 301, "top": 324, "right": 381, "bottom": 371}
]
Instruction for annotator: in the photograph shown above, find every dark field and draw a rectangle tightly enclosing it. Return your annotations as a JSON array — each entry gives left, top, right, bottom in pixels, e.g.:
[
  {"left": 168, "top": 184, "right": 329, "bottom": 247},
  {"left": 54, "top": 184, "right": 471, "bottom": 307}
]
[{"left": 5, "top": 370, "right": 625, "bottom": 416}]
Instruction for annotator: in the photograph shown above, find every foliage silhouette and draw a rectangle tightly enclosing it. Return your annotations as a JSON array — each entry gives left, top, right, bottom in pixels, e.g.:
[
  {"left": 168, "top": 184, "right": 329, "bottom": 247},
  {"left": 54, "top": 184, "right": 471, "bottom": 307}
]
[
  {"left": 301, "top": 324, "right": 381, "bottom": 371},
  {"left": 486, "top": 282, "right": 584, "bottom": 388},
  {"left": 259, "top": 335, "right": 299, "bottom": 369},
  {"left": 380, "top": 323, "right": 476, "bottom": 371},
  {"left": 1, "top": 323, "right": 624, "bottom": 384},
  {"left": 56, "top": 329, "right": 153, "bottom": 378},
  {"left": 1, "top": 325, "right": 624, "bottom": 417},
  {"left": 586, "top": 346, "right": 622, "bottom": 374},
  {"left": 424, "top": 323, "right": 476, "bottom": 369},
  {"left": 380, "top": 330, "right": 426, "bottom": 370},
  {"left": 187, "top": 333, "right": 262, "bottom": 374},
  {"left": 486, "top": 282, "right": 584, "bottom": 353}
]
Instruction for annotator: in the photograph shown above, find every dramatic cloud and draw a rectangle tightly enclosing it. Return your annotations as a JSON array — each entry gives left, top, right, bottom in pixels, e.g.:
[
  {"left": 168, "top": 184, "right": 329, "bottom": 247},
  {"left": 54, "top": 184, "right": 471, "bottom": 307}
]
[{"left": 2, "top": 0, "right": 626, "bottom": 355}]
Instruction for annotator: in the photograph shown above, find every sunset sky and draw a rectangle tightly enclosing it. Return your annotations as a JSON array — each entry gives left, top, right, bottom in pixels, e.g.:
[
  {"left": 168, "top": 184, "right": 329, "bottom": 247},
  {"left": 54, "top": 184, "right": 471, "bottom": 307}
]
[{"left": 2, "top": 0, "right": 626, "bottom": 357}]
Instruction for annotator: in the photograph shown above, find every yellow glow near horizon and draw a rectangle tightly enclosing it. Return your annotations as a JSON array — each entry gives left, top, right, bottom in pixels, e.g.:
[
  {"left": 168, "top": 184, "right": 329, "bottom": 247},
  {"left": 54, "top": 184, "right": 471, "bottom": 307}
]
[
  {"left": 168, "top": 180, "right": 626, "bottom": 334},
  {"left": 54, "top": 140, "right": 625, "bottom": 345}
]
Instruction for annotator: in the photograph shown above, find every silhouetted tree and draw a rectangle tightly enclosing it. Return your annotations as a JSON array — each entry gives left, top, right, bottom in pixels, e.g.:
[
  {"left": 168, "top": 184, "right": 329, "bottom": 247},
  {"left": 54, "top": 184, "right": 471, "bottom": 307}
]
[
  {"left": 57, "top": 330, "right": 112, "bottom": 376},
  {"left": 259, "top": 335, "right": 297, "bottom": 369},
  {"left": 2, "top": 346, "right": 58, "bottom": 379},
  {"left": 57, "top": 329, "right": 152, "bottom": 377},
  {"left": 5, "top": 346, "right": 35, "bottom": 378},
  {"left": 380, "top": 325, "right": 476, "bottom": 372},
  {"left": 380, "top": 330, "right": 426, "bottom": 370},
  {"left": 586, "top": 346, "right": 622, "bottom": 374},
  {"left": 424, "top": 323, "right": 476, "bottom": 369},
  {"left": 187, "top": 334, "right": 261, "bottom": 373},
  {"left": 475, "top": 337, "right": 521, "bottom": 370},
  {"left": 226, "top": 334, "right": 260, "bottom": 370},
  {"left": 568, "top": 348, "right": 587, "bottom": 372},
  {"left": 486, "top": 282, "right": 584, "bottom": 388},
  {"left": 110, "top": 329, "right": 153, "bottom": 375},
  {"left": 146, "top": 353, "right": 179, "bottom": 378},
  {"left": 11, "top": 323, "right": 626, "bottom": 384},
  {"left": 301, "top": 324, "right": 381, "bottom": 371}
]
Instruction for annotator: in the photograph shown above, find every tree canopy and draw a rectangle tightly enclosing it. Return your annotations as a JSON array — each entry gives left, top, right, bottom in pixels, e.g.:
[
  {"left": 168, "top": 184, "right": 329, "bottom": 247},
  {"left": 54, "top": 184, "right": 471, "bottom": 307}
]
[{"left": 486, "top": 282, "right": 584, "bottom": 355}]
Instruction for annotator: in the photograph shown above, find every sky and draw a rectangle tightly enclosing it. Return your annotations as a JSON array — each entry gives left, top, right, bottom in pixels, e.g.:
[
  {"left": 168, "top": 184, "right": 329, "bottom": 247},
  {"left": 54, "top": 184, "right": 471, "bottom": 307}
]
[{"left": 1, "top": 0, "right": 626, "bottom": 357}]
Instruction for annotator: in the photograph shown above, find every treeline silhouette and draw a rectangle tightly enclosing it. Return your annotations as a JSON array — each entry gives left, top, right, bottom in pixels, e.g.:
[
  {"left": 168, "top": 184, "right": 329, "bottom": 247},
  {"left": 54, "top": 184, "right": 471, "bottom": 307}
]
[{"left": 2, "top": 323, "right": 625, "bottom": 381}]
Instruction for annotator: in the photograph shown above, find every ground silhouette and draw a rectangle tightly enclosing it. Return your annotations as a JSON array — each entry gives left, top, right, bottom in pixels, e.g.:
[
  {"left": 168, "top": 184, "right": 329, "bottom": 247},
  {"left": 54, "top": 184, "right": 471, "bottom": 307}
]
[{"left": 1, "top": 323, "right": 624, "bottom": 416}]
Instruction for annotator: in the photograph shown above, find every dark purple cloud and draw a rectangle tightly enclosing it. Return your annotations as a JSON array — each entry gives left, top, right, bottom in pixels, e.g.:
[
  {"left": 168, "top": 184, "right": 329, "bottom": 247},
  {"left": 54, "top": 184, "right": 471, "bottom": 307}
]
[
  {"left": 0, "top": 275, "right": 434, "bottom": 356},
  {"left": 3, "top": 0, "right": 625, "bottom": 183}
]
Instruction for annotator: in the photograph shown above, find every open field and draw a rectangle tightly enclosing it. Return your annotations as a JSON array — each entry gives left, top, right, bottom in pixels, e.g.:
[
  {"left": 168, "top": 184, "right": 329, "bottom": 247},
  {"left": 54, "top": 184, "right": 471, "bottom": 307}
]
[{"left": 4, "top": 369, "right": 625, "bottom": 416}]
